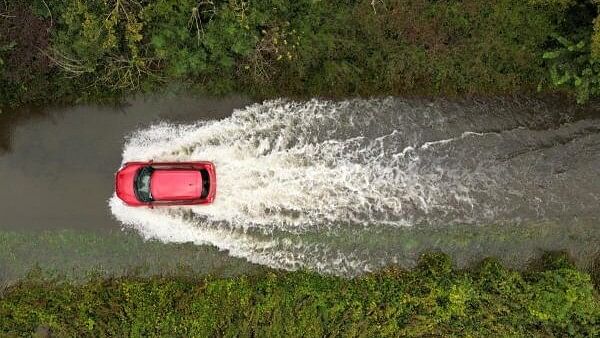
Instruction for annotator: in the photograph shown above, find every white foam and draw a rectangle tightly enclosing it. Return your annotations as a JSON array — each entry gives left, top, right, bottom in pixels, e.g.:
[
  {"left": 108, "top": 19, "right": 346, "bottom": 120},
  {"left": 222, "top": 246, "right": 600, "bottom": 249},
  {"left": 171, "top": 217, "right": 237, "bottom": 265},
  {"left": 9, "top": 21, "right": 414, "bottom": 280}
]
[{"left": 110, "top": 99, "right": 499, "bottom": 273}]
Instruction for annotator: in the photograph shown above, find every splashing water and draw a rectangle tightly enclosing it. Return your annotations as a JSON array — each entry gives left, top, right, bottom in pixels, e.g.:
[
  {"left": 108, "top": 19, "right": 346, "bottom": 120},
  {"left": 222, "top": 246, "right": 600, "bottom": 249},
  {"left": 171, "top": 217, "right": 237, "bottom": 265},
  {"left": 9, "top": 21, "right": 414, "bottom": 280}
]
[{"left": 110, "top": 98, "right": 600, "bottom": 274}]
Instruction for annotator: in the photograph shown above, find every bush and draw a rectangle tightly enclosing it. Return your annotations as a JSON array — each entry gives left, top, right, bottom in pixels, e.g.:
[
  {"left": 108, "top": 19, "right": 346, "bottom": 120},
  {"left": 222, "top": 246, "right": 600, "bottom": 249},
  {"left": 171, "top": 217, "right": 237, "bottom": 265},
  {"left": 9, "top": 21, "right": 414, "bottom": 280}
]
[
  {"left": 1, "top": 253, "right": 598, "bottom": 336},
  {"left": 3, "top": 0, "right": 600, "bottom": 107},
  {"left": 0, "top": 0, "right": 589, "bottom": 108},
  {"left": 532, "top": 0, "right": 600, "bottom": 102},
  {"left": 0, "top": 1, "right": 54, "bottom": 106}
]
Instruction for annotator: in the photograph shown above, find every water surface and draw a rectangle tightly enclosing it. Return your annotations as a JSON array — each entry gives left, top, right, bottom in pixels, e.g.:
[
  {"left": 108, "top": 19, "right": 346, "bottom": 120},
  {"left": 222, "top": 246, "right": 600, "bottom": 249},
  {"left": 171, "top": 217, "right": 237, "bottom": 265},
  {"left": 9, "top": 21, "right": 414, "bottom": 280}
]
[
  {"left": 111, "top": 97, "right": 600, "bottom": 275},
  {"left": 0, "top": 95, "right": 250, "bottom": 230},
  {"left": 1, "top": 95, "right": 599, "bottom": 279},
  {"left": 0, "top": 95, "right": 260, "bottom": 280}
]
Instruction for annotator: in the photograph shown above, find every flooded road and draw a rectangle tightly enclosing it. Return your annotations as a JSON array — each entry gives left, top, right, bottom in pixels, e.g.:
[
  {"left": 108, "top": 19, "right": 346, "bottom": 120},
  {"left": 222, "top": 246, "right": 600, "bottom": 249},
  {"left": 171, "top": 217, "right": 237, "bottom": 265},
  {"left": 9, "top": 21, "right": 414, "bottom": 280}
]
[
  {"left": 0, "top": 95, "right": 263, "bottom": 280},
  {"left": 0, "top": 95, "right": 250, "bottom": 230},
  {"left": 1, "top": 95, "right": 599, "bottom": 279}
]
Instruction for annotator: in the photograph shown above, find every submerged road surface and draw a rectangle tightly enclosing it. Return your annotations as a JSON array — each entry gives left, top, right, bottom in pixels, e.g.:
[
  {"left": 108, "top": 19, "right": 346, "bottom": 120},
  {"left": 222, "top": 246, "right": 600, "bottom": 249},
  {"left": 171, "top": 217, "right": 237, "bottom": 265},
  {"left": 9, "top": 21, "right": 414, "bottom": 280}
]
[
  {"left": 0, "top": 95, "right": 260, "bottom": 280},
  {"left": 1, "top": 95, "right": 599, "bottom": 278},
  {"left": 111, "top": 97, "right": 600, "bottom": 275},
  {"left": 0, "top": 95, "right": 250, "bottom": 230}
]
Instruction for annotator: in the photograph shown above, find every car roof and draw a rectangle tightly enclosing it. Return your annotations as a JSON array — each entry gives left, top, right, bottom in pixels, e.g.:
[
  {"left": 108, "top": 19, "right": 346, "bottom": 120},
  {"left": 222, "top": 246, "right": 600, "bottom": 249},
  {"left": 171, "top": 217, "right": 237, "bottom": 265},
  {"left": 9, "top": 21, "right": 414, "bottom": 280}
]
[{"left": 150, "top": 169, "right": 202, "bottom": 201}]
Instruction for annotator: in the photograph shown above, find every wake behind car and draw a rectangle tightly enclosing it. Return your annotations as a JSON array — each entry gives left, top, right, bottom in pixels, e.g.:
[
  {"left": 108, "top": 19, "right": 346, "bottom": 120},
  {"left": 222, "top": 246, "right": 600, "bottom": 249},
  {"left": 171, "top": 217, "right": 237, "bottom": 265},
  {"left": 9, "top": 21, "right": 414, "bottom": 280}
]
[{"left": 115, "top": 161, "right": 216, "bottom": 206}]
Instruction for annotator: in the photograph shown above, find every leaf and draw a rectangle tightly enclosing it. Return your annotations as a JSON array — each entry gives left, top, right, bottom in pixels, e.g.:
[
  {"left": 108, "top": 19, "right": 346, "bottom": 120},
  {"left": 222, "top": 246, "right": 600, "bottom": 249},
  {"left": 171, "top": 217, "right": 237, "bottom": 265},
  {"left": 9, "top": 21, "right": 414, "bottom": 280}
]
[
  {"left": 543, "top": 51, "right": 561, "bottom": 59},
  {"left": 556, "top": 71, "right": 571, "bottom": 85},
  {"left": 555, "top": 35, "right": 572, "bottom": 48},
  {"left": 549, "top": 65, "right": 560, "bottom": 84}
]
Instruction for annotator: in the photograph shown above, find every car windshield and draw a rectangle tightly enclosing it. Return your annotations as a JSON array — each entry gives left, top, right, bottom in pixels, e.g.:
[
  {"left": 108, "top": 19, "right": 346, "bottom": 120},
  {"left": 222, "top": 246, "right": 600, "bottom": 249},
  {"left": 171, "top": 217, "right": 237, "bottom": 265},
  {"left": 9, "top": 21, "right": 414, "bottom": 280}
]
[{"left": 134, "top": 166, "right": 154, "bottom": 202}]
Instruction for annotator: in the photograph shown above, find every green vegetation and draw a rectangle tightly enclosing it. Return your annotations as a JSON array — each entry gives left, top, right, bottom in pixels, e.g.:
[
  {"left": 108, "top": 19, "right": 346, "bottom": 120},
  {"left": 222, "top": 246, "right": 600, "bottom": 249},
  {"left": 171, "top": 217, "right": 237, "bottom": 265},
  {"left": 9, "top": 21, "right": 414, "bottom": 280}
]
[
  {"left": 3, "top": 222, "right": 599, "bottom": 284},
  {"left": 0, "top": 230, "right": 262, "bottom": 281},
  {"left": 535, "top": 0, "right": 600, "bottom": 102},
  {"left": 1, "top": 0, "right": 599, "bottom": 109},
  {"left": 1, "top": 253, "right": 598, "bottom": 336}
]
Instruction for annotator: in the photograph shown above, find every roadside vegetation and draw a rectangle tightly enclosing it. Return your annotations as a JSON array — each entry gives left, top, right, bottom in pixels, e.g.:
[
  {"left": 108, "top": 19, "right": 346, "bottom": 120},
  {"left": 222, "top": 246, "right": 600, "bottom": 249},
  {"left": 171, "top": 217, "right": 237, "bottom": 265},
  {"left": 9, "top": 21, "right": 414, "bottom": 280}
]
[
  {"left": 1, "top": 252, "right": 598, "bottom": 336},
  {"left": 1, "top": 0, "right": 600, "bottom": 109}
]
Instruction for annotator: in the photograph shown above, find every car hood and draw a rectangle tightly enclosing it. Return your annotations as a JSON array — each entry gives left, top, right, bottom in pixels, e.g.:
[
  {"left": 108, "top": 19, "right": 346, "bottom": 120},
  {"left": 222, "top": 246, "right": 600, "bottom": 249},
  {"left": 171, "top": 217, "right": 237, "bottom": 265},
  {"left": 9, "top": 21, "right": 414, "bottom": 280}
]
[{"left": 115, "top": 164, "right": 144, "bottom": 205}]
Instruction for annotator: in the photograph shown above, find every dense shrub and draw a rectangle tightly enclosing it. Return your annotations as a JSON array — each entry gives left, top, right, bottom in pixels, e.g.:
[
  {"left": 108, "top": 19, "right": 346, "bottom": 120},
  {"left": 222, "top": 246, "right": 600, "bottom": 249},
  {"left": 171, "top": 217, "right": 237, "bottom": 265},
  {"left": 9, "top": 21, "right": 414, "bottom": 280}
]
[
  {"left": 1, "top": 253, "right": 598, "bottom": 336},
  {"left": 0, "top": 1, "right": 53, "bottom": 106},
  {"left": 0, "top": 0, "right": 599, "bottom": 107},
  {"left": 2, "top": 0, "right": 598, "bottom": 108},
  {"left": 532, "top": 0, "right": 600, "bottom": 102}
]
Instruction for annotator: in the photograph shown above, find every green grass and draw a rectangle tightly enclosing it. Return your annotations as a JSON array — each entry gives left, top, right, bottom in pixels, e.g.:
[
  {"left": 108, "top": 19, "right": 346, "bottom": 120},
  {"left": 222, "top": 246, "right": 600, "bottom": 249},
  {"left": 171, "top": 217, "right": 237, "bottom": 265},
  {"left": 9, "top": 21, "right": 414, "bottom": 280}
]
[
  {"left": 0, "top": 229, "right": 262, "bottom": 281},
  {"left": 1, "top": 252, "right": 598, "bottom": 336},
  {"left": 3, "top": 222, "right": 599, "bottom": 283}
]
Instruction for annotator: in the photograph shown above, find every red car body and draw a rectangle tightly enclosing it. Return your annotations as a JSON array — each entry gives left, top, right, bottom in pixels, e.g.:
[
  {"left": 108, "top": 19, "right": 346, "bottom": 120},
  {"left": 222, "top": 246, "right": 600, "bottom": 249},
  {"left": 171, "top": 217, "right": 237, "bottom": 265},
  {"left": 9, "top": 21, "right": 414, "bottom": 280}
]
[{"left": 115, "top": 161, "right": 216, "bottom": 207}]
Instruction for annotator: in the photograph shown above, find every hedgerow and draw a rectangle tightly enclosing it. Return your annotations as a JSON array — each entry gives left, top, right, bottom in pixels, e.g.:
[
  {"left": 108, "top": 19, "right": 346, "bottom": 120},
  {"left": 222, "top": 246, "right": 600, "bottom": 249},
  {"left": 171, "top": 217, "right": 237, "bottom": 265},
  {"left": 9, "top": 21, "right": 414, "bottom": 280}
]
[
  {"left": 1, "top": 253, "right": 598, "bottom": 336},
  {"left": 1, "top": 0, "right": 599, "bottom": 109}
]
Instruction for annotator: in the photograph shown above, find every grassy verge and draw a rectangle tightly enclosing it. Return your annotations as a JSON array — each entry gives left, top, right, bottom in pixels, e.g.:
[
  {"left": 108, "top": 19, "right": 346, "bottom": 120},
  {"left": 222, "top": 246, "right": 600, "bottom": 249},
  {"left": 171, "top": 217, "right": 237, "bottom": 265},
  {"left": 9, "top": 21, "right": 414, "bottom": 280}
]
[
  {"left": 1, "top": 0, "right": 599, "bottom": 109},
  {"left": 0, "top": 229, "right": 263, "bottom": 281},
  {"left": 2, "top": 222, "right": 599, "bottom": 281},
  {"left": 1, "top": 252, "right": 598, "bottom": 336}
]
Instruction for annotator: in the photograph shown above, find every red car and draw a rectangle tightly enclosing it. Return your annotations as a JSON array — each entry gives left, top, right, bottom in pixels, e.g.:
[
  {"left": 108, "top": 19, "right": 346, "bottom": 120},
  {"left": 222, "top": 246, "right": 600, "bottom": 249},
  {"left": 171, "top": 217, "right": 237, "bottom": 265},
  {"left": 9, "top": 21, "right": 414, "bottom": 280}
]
[{"left": 115, "top": 161, "right": 216, "bottom": 207}]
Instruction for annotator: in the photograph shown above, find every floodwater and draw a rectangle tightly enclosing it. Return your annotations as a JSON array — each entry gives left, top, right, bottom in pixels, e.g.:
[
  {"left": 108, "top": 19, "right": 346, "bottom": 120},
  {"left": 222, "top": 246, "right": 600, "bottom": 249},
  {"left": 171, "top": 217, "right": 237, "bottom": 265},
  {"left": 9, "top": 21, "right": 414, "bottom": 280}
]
[
  {"left": 0, "top": 95, "right": 251, "bottom": 230},
  {"left": 0, "top": 95, "right": 263, "bottom": 280},
  {"left": 1, "top": 95, "right": 599, "bottom": 279}
]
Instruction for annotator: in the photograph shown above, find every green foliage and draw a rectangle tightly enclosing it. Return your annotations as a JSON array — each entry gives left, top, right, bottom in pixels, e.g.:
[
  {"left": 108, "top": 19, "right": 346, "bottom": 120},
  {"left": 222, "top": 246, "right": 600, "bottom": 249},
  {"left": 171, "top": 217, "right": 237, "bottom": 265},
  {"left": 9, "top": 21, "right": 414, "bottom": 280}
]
[
  {"left": 1, "top": 253, "right": 598, "bottom": 337},
  {"left": 528, "top": 0, "right": 600, "bottom": 103},
  {"left": 542, "top": 34, "right": 600, "bottom": 103},
  {"left": 593, "top": 15, "right": 600, "bottom": 59},
  {"left": 49, "top": 0, "right": 152, "bottom": 94},
  {"left": 528, "top": 0, "right": 577, "bottom": 8},
  {"left": 1, "top": 0, "right": 600, "bottom": 107},
  {"left": 140, "top": 0, "right": 209, "bottom": 78}
]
